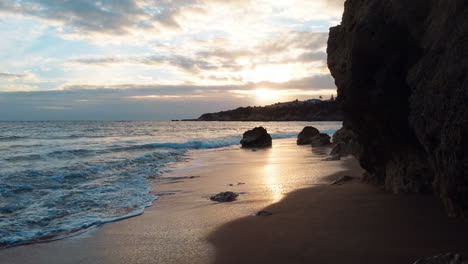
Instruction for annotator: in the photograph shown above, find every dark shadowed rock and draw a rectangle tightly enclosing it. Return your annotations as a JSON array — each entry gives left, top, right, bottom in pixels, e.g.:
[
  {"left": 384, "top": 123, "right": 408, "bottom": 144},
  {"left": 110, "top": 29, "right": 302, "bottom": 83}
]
[
  {"left": 310, "top": 133, "right": 331, "bottom": 147},
  {"left": 210, "top": 192, "right": 239, "bottom": 202},
  {"left": 332, "top": 175, "right": 355, "bottom": 185},
  {"left": 256, "top": 210, "right": 273, "bottom": 216},
  {"left": 413, "top": 253, "right": 467, "bottom": 264},
  {"left": 297, "top": 126, "right": 320, "bottom": 145},
  {"left": 328, "top": 0, "right": 468, "bottom": 216},
  {"left": 330, "top": 127, "right": 362, "bottom": 158},
  {"left": 240, "top": 127, "right": 272, "bottom": 148}
]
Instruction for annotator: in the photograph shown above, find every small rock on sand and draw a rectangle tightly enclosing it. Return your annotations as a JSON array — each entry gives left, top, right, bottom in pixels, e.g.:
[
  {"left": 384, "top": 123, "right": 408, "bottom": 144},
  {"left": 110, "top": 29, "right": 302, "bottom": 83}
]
[
  {"left": 256, "top": 210, "right": 273, "bottom": 216},
  {"left": 332, "top": 175, "right": 355, "bottom": 185},
  {"left": 210, "top": 192, "right": 239, "bottom": 202}
]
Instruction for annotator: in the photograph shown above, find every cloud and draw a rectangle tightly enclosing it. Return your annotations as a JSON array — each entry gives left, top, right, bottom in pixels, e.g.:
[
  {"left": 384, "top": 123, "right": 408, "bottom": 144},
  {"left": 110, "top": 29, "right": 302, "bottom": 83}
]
[
  {"left": 66, "top": 30, "right": 330, "bottom": 83},
  {"left": 0, "top": 1, "right": 343, "bottom": 39},
  {"left": 0, "top": 74, "right": 337, "bottom": 120},
  {"left": 0, "top": 0, "right": 154, "bottom": 35},
  {"left": 60, "top": 74, "right": 335, "bottom": 92},
  {"left": 0, "top": 0, "right": 344, "bottom": 116},
  {"left": 0, "top": 84, "right": 38, "bottom": 92},
  {"left": 0, "top": 72, "right": 36, "bottom": 82}
]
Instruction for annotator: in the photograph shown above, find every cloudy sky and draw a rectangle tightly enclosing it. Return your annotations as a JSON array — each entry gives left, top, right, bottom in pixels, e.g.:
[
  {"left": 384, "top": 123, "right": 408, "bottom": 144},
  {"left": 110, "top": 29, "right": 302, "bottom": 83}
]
[{"left": 0, "top": 0, "right": 344, "bottom": 120}]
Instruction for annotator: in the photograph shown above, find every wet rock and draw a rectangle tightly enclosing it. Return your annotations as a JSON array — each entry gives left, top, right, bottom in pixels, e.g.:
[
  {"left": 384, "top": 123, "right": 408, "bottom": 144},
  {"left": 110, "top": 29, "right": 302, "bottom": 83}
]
[
  {"left": 297, "top": 126, "right": 320, "bottom": 145},
  {"left": 210, "top": 192, "right": 239, "bottom": 202},
  {"left": 413, "top": 253, "right": 467, "bottom": 264},
  {"left": 327, "top": 0, "right": 468, "bottom": 216},
  {"left": 240, "top": 127, "right": 272, "bottom": 148},
  {"left": 311, "top": 133, "right": 331, "bottom": 147},
  {"left": 256, "top": 210, "right": 273, "bottom": 216},
  {"left": 332, "top": 175, "right": 355, "bottom": 185}
]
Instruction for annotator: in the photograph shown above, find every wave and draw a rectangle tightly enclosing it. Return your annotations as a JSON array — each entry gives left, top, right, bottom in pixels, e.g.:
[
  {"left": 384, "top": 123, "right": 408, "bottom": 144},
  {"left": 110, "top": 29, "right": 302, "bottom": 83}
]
[
  {"left": 115, "top": 132, "right": 299, "bottom": 152},
  {"left": 115, "top": 137, "right": 241, "bottom": 152},
  {"left": 0, "top": 136, "right": 26, "bottom": 142},
  {"left": 270, "top": 132, "right": 298, "bottom": 139},
  {"left": 4, "top": 133, "right": 302, "bottom": 163},
  {"left": 0, "top": 150, "right": 184, "bottom": 248},
  {"left": 5, "top": 149, "right": 97, "bottom": 162},
  {"left": 47, "top": 149, "right": 96, "bottom": 158}
]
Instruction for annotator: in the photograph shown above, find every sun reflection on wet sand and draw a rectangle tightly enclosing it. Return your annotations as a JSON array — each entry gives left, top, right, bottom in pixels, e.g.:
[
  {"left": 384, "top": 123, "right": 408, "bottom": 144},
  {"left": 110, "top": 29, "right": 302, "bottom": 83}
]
[
  {"left": 263, "top": 163, "right": 284, "bottom": 203},
  {"left": 261, "top": 143, "right": 294, "bottom": 203}
]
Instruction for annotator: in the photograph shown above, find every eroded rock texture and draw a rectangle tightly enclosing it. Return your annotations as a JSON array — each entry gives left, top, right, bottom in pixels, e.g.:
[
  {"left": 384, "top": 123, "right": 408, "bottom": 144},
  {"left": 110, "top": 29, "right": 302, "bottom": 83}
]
[{"left": 328, "top": 0, "right": 468, "bottom": 216}]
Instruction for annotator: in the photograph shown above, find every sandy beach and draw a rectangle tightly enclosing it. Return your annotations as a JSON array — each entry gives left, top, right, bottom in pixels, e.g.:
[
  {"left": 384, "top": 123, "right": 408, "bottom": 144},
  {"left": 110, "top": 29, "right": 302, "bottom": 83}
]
[{"left": 0, "top": 138, "right": 467, "bottom": 264}]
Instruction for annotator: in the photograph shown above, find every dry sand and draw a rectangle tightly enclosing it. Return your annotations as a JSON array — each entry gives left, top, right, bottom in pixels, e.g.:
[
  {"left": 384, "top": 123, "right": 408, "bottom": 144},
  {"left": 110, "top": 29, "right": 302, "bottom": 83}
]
[{"left": 0, "top": 138, "right": 466, "bottom": 264}]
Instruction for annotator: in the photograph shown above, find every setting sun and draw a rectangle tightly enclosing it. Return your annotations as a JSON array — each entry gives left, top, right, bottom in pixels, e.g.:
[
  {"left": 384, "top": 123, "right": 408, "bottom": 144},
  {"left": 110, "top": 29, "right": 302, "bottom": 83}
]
[{"left": 252, "top": 89, "right": 278, "bottom": 101}]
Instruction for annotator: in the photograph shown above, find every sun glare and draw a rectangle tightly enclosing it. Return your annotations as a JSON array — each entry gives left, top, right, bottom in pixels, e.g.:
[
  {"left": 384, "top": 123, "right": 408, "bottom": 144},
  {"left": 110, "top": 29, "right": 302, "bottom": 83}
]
[
  {"left": 242, "top": 65, "right": 293, "bottom": 83},
  {"left": 251, "top": 89, "right": 279, "bottom": 103}
]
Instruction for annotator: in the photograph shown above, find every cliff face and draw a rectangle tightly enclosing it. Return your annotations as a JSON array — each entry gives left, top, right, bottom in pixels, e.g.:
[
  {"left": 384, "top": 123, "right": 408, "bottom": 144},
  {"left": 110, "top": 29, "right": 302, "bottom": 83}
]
[{"left": 328, "top": 0, "right": 468, "bottom": 216}]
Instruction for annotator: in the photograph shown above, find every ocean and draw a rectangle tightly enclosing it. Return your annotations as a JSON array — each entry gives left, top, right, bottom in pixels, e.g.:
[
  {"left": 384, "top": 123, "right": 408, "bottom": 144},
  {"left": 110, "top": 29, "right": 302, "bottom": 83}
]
[{"left": 0, "top": 121, "right": 341, "bottom": 248}]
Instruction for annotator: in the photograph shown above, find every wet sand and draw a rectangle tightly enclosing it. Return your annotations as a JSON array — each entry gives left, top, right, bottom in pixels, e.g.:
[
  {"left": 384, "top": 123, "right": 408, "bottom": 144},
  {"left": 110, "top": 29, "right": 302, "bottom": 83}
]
[
  {"left": 209, "top": 182, "right": 468, "bottom": 264},
  {"left": 1, "top": 138, "right": 467, "bottom": 263},
  {"left": 0, "top": 138, "right": 349, "bottom": 264}
]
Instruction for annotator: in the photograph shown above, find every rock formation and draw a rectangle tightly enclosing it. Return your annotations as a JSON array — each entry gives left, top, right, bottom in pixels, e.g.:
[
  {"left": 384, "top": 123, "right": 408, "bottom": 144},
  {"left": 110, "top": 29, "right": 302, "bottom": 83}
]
[
  {"left": 240, "top": 127, "right": 272, "bottom": 148},
  {"left": 297, "top": 126, "right": 320, "bottom": 145},
  {"left": 328, "top": 0, "right": 468, "bottom": 216},
  {"left": 310, "top": 133, "right": 331, "bottom": 147},
  {"left": 330, "top": 127, "right": 361, "bottom": 158}
]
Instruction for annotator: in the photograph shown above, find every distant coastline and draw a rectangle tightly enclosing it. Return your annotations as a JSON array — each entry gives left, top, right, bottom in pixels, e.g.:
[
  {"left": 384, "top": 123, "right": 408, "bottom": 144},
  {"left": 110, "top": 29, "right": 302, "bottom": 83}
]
[{"left": 184, "top": 99, "right": 342, "bottom": 121}]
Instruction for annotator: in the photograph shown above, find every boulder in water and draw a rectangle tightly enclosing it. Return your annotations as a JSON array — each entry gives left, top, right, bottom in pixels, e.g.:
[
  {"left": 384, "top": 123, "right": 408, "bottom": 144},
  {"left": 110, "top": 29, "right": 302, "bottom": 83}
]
[
  {"left": 240, "top": 127, "right": 272, "bottom": 148},
  {"left": 297, "top": 126, "right": 320, "bottom": 145}
]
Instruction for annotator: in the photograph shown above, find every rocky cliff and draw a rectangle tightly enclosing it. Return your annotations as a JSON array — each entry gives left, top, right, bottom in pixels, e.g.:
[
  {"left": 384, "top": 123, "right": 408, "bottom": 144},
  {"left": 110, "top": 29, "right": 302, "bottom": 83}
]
[{"left": 328, "top": 0, "right": 467, "bottom": 216}]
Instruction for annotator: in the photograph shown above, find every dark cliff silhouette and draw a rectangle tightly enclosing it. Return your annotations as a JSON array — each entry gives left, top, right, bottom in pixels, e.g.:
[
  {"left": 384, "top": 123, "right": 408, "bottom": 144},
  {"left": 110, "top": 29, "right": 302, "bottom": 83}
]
[{"left": 193, "top": 99, "right": 342, "bottom": 121}]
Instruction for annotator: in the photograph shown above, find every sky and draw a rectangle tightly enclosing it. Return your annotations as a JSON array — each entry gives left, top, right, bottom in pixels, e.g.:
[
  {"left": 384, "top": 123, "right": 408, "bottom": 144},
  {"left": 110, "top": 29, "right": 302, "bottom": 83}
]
[{"left": 0, "top": 0, "right": 344, "bottom": 120}]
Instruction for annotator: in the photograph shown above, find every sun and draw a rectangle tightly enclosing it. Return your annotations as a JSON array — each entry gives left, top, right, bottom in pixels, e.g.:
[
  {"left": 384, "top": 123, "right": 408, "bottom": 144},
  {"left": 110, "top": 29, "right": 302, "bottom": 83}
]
[{"left": 251, "top": 89, "right": 280, "bottom": 104}]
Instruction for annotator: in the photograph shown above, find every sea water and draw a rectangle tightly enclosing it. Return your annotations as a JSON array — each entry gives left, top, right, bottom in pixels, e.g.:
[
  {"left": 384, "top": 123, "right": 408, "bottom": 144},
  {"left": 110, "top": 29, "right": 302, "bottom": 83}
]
[{"left": 0, "top": 121, "right": 341, "bottom": 247}]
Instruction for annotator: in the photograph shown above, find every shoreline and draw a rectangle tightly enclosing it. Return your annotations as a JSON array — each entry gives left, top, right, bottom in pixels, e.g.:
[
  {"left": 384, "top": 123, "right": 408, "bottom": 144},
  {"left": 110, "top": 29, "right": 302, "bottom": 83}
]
[
  {"left": 0, "top": 138, "right": 348, "bottom": 263},
  {"left": 1, "top": 138, "right": 466, "bottom": 264}
]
